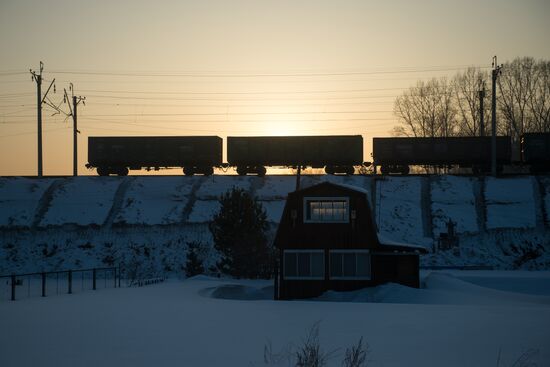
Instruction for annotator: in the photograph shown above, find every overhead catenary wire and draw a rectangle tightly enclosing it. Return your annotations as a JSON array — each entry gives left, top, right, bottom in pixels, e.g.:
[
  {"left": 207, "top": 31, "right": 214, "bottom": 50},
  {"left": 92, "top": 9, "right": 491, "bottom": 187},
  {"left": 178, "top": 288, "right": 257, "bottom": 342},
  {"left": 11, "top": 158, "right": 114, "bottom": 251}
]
[
  {"left": 46, "top": 65, "right": 489, "bottom": 78},
  {"left": 0, "top": 125, "right": 69, "bottom": 139}
]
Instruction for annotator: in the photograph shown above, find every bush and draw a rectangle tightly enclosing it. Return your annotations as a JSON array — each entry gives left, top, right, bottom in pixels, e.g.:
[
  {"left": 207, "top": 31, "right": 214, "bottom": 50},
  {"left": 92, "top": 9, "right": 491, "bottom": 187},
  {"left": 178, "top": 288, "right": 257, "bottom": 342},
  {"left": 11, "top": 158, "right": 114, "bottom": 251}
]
[
  {"left": 209, "top": 187, "right": 273, "bottom": 279},
  {"left": 185, "top": 241, "right": 205, "bottom": 277}
]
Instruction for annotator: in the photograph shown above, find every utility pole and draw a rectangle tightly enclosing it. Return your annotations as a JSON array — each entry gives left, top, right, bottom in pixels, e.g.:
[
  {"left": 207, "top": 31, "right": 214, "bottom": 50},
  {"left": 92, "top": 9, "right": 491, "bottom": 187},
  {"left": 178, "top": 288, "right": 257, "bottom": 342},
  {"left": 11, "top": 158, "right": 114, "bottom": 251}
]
[
  {"left": 30, "top": 62, "right": 55, "bottom": 178},
  {"left": 65, "top": 84, "right": 85, "bottom": 176},
  {"left": 491, "top": 56, "right": 503, "bottom": 177},
  {"left": 478, "top": 81, "right": 485, "bottom": 137},
  {"left": 295, "top": 165, "right": 302, "bottom": 190}
]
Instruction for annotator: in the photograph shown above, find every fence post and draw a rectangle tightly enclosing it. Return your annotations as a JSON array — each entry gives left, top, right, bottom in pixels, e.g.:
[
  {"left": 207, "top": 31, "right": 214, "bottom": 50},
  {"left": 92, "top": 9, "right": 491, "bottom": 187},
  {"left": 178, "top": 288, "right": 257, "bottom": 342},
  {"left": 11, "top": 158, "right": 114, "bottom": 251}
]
[
  {"left": 68, "top": 270, "right": 72, "bottom": 294},
  {"left": 11, "top": 274, "right": 16, "bottom": 301},
  {"left": 118, "top": 264, "right": 121, "bottom": 288},
  {"left": 92, "top": 268, "right": 96, "bottom": 290},
  {"left": 113, "top": 268, "right": 117, "bottom": 288},
  {"left": 42, "top": 272, "right": 46, "bottom": 297}
]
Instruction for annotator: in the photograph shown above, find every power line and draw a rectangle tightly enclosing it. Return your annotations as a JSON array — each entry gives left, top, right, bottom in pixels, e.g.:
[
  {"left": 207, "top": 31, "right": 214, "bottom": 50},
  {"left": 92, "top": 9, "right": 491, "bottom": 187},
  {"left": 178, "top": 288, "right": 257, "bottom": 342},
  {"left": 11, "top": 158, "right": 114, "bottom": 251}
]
[
  {"left": 78, "top": 87, "right": 410, "bottom": 95},
  {"left": 80, "top": 120, "right": 393, "bottom": 134},
  {"left": 83, "top": 93, "right": 399, "bottom": 101},
  {"left": 0, "top": 126, "right": 69, "bottom": 139},
  {"left": 82, "top": 115, "right": 395, "bottom": 125},
  {"left": 82, "top": 110, "right": 393, "bottom": 117},
  {"left": 0, "top": 72, "right": 28, "bottom": 77},
  {"left": 0, "top": 92, "right": 34, "bottom": 97},
  {"left": 48, "top": 65, "right": 488, "bottom": 78},
  {"left": 87, "top": 100, "right": 395, "bottom": 108}
]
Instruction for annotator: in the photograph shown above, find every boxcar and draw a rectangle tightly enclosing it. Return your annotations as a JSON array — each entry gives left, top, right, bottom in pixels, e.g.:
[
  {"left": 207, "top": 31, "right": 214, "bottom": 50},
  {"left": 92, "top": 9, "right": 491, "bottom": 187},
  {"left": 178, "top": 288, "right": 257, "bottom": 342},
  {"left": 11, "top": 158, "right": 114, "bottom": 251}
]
[
  {"left": 227, "top": 135, "right": 363, "bottom": 175},
  {"left": 87, "top": 136, "right": 222, "bottom": 176},
  {"left": 372, "top": 136, "right": 512, "bottom": 174},
  {"left": 522, "top": 133, "right": 550, "bottom": 173}
]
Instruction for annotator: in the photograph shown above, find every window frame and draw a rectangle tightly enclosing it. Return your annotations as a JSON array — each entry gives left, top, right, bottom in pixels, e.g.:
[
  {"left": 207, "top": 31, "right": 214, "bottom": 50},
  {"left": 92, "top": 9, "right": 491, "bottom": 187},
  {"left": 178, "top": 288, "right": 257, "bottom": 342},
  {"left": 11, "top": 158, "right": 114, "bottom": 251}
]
[
  {"left": 329, "top": 249, "right": 371, "bottom": 280},
  {"left": 283, "top": 249, "right": 325, "bottom": 280},
  {"left": 303, "top": 196, "right": 350, "bottom": 223}
]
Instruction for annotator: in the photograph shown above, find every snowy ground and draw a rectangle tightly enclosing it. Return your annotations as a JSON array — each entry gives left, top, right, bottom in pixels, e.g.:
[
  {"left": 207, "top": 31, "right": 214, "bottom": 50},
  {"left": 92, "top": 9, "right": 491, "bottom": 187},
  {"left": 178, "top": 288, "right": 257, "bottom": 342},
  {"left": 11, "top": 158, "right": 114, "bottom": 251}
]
[
  {"left": 1, "top": 271, "right": 549, "bottom": 367},
  {"left": 431, "top": 175, "right": 478, "bottom": 236},
  {"left": 376, "top": 176, "right": 432, "bottom": 247},
  {"left": 485, "top": 177, "right": 536, "bottom": 230},
  {"left": 0, "top": 177, "right": 54, "bottom": 227}
]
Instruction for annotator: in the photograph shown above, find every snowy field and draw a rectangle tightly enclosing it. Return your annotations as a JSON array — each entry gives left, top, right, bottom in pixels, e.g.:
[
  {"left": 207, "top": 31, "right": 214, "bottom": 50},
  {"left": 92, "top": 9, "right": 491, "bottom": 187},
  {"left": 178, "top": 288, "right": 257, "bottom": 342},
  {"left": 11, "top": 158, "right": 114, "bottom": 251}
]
[
  {"left": 39, "top": 177, "right": 120, "bottom": 227},
  {"left": 376, "top": 177, "right": 432, "bottom": 247},
  {"left": 1, "top": 271, "right": 549, "bottom": 367},
  {"left": 114, "top": 177, "right": 196, "bottom": 225},
  {"left": 0, "top": 177, "right": 54, "bottom": 227},
  {"left": 485, "top": 177, "right": 536, "bottom": 230},
  {"left": 431, "top": 175, "right": 478, "bottom": 236}
]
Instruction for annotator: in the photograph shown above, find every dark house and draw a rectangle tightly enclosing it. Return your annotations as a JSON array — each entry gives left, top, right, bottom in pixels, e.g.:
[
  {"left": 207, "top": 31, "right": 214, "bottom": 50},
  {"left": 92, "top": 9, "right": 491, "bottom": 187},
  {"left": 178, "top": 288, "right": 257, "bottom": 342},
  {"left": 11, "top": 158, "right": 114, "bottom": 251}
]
[{"left": 274, "top": 182, "right": 427, "bottom": 300}]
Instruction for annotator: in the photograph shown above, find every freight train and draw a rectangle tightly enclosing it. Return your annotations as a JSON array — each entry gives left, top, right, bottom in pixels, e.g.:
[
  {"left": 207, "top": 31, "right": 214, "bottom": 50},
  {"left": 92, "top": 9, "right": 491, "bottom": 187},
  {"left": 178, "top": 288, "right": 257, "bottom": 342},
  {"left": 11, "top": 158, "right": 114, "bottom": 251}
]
[
  {"left": 372, "top": 133, "right": 550, "bottom": 174},
  {"left": 86, "top": 133, "right": 550, "bottom": 176},
  {"left": 86, "top": 135, "right": 364, "bottom": 176}
]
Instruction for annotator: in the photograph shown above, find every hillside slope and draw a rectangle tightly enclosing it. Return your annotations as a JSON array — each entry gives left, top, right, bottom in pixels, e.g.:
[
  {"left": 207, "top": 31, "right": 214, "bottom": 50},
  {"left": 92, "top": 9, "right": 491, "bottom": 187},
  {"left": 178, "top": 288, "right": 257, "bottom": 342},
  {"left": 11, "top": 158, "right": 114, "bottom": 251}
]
[{"left": 1, "top": 175, "right": 549, "bottom": 274}]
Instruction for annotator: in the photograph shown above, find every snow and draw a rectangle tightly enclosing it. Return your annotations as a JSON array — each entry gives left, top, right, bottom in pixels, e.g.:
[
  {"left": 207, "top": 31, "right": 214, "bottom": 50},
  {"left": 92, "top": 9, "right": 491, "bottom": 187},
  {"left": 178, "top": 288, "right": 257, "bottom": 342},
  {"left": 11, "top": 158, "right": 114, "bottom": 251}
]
[
  {"left": 255, "top": 176, "right": 296, "bottom": 199},
  {"left": 376, "top": 177, "right": 431, "bottom": 247},
  {"left": 1, "top": 271, "right": 549, "bottom": 367},
  {"left": 317, "top": 271, "right": 550, "bottom": 305},
  {"left": 187, "top": 200, "right": 221, "bottom": 223},
  {"left": 1, "top": 175, "right": 549, "bottom": 273},
  {"left": 259, "top": 200, "right": 285, "bottom": 223},
  {"left": 542, "top": 177, "right": 550, "bottom": 223},
  {"left": 0, "top": 177, "right": 54, "bottom": 227},
  {"left": 40, "top": 177, "right": 121, "bottom": 227},
  {"left": 333, "top": 182, "right": 370, "bottom": 196},
  {"left": 377, "top": 233, "right": 428, "bottom": 251},
  {"left": 195, "top": 176, "right": 252, "bottom": 199},
  {"left": 114, "top": 177, "right": 195, "bottom": 225},
  {"left": 0, "top": 224, "right": 215, "bottom": 275},
  {"left": 431, "top": 175, "right": 478, "bottom": 236},
  {"left": 485, "top": 177, "right": 536, "bottom": 229}
]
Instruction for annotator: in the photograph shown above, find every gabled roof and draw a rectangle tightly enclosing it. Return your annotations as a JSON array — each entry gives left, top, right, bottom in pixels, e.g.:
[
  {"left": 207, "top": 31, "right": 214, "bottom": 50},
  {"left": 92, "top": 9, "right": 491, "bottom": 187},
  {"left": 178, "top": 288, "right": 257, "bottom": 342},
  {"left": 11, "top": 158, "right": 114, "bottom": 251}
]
[
  {"left": 284, "top": 181, "right": 428, "bottom": 254},
  {"left": 291, "top": 181, "right": 368, "bottom": 196},
  {"left": 377, "top": 234, "right": 429, "bottom": 254}
]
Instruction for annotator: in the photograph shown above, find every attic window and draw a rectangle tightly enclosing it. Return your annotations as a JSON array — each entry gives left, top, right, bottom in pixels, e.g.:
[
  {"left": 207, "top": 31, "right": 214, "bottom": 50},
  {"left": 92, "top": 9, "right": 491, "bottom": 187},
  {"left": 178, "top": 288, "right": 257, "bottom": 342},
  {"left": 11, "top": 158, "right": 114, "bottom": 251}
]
[{"left": 303, "top": 197, "right": 349, "bottom": 223}]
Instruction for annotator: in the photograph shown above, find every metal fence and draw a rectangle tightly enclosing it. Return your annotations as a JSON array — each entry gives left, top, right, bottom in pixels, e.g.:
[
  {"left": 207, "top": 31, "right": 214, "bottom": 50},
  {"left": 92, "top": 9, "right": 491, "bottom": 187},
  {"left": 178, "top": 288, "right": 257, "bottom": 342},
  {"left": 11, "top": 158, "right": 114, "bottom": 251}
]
[{"left": 0, "top": 267, "right": 118, "bottom": 302}]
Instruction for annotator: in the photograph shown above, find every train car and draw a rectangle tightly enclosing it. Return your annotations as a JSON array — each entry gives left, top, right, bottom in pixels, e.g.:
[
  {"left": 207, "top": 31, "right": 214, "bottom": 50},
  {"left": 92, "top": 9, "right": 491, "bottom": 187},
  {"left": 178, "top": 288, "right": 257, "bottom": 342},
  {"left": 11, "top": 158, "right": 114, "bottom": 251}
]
[
  {"left": 372, "top": 136, "right": 512, "bottom": 174},
  {"left": 521, "top": 132, "right": 550, "bottom": 173},
  {"left": 227, "top": 135, "right": 363, "bottom": 175},
  {"left": 87, "top": 136, "right": 222, "bottom": 176}
]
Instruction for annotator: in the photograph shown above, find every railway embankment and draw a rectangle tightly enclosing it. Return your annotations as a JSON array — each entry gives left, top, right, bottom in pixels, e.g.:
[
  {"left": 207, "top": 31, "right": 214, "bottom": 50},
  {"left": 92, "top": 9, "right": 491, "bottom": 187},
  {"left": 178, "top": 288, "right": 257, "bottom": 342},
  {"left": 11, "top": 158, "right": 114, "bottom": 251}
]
[{"left": 1, "top": 175, "right": 549, "bottom": 274}]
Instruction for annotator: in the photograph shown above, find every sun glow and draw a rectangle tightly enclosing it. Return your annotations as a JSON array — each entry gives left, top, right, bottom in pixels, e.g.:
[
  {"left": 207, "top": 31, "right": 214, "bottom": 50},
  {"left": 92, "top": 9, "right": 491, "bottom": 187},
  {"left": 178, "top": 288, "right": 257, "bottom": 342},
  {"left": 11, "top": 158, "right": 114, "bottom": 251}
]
[{"left": 262, "top": 118, "right": 308, "bottom": 136}]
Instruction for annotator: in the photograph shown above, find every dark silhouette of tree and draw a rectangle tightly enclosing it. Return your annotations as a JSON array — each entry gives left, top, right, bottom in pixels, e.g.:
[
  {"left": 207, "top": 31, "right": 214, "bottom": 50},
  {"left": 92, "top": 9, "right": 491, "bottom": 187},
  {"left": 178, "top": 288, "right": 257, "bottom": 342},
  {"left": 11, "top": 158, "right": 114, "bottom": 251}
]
[
  {"left": 451, "top": 67, "right": 491, "bottom": 137},
  {"left": 393, "top": 78, "right": 456, "bottom": 137},
  {"left": 185, "top": 241, "right": 205, "bottom": 277},
  {"left": 498, "top": 57, "right": 550, "bottom": 139},
  {"left": 209, "top": 187, "right": 273, "bottom": 279},
  {"left": 392, "top": 57, "right": 549, "bottom": 139}
]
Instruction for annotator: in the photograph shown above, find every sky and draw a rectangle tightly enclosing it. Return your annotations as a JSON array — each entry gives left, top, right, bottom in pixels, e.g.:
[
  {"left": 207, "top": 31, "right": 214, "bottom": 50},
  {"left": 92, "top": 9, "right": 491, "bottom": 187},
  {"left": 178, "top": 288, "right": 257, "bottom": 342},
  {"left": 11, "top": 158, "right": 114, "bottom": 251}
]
[{"left": 0, "top": 0, "right": 549, "bottom": 176}]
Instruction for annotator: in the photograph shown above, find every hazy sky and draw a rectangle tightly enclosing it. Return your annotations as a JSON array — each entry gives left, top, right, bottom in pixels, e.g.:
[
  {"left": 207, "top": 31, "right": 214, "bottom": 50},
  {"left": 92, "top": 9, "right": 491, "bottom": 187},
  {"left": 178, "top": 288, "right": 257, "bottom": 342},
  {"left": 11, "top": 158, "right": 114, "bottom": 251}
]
[{"left": 1, "top": 0, "right": 549, "bottom": 175}]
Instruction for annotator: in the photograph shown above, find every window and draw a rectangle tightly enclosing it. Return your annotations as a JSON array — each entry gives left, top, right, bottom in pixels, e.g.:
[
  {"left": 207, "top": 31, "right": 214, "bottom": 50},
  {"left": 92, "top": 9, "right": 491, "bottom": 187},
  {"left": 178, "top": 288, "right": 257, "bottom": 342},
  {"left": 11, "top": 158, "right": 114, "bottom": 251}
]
[
  {"left": 283, "top": 250, "right": 324, "bottom": 280},
  {"left": 329, "top": 250, "right": 371, "bottom": 280},
  {"left": 304, "top": 197, "right": 349, "bottom": 223}
]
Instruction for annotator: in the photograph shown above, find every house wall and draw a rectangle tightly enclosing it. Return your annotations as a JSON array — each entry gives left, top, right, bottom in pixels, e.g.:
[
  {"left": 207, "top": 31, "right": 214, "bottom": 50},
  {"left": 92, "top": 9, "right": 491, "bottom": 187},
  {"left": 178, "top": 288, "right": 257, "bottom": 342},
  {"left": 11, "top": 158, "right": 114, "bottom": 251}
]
[{"left": 278, "top": 249, "right": 420, "bottom": 300}]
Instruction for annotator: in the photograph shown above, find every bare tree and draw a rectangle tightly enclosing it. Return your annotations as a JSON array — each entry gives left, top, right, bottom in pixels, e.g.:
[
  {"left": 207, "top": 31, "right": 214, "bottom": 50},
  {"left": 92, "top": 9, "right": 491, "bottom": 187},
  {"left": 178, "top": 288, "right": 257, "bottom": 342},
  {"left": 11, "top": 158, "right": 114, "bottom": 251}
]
[
  {"left": 451, "top": 67, "right": 491, "bottom": 136},
  {"left": 393, "top": 78, "right": 456, "bottom": 137},
  {"left": 497, "top": 57, "right": 538, "bottom": 139},
  {"left": 527, "top": 60, "right": 550, "bottom": 133}
]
